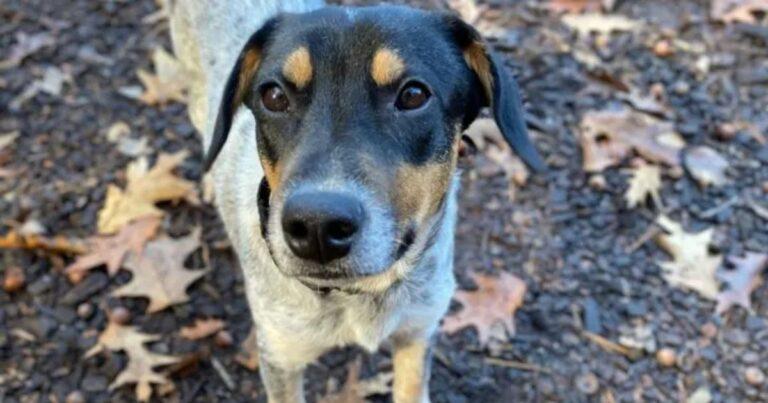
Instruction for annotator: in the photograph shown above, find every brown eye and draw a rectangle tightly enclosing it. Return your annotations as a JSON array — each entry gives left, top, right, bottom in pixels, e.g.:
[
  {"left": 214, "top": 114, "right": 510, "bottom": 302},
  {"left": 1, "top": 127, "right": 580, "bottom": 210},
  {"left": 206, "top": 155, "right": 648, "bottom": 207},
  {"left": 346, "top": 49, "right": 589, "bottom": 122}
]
[
  {"left": 395, "top": 82, "right": 431, "bottom": 111},
  {"left": 261, "top": 84, "right": 290, "bottom": 112}
]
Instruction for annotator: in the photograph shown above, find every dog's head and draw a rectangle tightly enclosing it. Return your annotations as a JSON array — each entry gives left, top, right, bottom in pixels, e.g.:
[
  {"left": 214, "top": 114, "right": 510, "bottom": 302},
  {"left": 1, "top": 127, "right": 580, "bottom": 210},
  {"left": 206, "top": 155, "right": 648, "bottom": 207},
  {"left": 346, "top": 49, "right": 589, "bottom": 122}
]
[{"left": 207, "top": 6, "right": 545, "bottom": 291}]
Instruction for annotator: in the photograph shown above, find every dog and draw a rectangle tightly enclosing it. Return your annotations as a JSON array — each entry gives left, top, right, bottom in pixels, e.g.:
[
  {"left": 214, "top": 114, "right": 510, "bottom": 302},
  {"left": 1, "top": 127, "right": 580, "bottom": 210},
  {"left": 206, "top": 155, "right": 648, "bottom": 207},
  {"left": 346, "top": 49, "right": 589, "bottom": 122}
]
[{"left": 170, "top": 1, "right": 544, "bottom": 401}]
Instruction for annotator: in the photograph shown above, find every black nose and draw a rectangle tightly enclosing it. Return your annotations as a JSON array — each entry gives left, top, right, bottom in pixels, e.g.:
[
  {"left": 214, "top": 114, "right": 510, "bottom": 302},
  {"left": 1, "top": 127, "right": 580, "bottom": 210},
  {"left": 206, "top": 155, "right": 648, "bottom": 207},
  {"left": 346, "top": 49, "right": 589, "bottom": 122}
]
[{"left": 281, "top": 191, "right": 365, "bottom": 264}]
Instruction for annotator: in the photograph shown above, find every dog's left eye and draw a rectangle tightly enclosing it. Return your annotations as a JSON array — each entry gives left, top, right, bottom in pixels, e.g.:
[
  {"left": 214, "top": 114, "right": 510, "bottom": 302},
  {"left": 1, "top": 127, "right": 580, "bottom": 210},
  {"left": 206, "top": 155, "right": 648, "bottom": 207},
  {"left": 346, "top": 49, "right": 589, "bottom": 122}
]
[
  {"left": 261, "top": 84, "right": 290, "bottom": 112},
  {"left": 395, "top": 82, "right": 431, "bottom": 111}
]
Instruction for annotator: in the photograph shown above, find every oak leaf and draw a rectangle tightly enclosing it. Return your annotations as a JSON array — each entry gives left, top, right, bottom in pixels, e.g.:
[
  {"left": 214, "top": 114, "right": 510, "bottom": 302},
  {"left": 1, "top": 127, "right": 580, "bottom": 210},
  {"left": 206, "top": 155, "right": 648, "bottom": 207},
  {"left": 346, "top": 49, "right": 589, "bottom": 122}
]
[
  {"left": 318, "top": 357, "right": 392, "bottom": 403},
  {"left": 112, "top": 228, "right": 206, "bottom": 313},
  {"left": 711, "top": 0, "right": 768, "bottom": 24},
  {"left": 442, "top": 271, "right": 527, "bottom": 346},
  {"left": 716, "top": 252, "right": 767, "bottom": 314},
  {"left": 65, "top": 217, "right": 160, "bottom": 281},
  {"left": 625, "top": 162, "right": 662, "bottom": 208},
  {"left": 683, "top": 146, "right": 729, "bottom": 188},
  {"left": 655, "top": 216, "right": 722, "bottom": 300},
  {"left": 562, "top": 13, "right": 640, "bottom": 36},
  {"left": 97, "top": 151, "right": 198, "bottom": 234},
  {"left": 179, "top": 318, "right": 226, "bottom": 340},
  {"left": 579, "top": 108, "right": 684, "bottom": 172},
  {"left": 464, "top": 118, "right": 529, "bottom": 189},
  {"left": 546, "top": 0, "right": 603, "bottom": 13},
  {"left": 85, "top": 321, "right": 178, "bottom": 402},
  {"left": 137, "top": 47, "right": 188, "bottom": 105}
]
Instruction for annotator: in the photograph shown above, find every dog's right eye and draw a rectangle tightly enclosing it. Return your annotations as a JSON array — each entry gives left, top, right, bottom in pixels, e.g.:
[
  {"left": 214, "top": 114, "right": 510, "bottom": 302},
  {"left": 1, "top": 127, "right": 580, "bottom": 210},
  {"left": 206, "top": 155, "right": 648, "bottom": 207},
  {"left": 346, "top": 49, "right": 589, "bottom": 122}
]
[{"left": 261, "top": 84, "right": 290, "bottom": 112}]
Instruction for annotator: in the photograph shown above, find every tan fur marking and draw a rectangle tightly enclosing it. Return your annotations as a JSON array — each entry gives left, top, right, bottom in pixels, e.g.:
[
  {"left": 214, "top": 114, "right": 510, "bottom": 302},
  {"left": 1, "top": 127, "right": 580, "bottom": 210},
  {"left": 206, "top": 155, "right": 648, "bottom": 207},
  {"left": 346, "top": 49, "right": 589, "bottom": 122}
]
[
  {"left": 463, "top": 40, "right": 494, "bottom": 103},
  {"left": 261, "top": 158, "right": 282, "bottom": 193},
  {"left": 282, "top": 47, "right": 313, "bottom": 89},
  {"left": 394, "top": 160, "right": 453, "bottom": 226},
  {"left": 371, "top": 48, "right": 406, "bottom": 87},
  {"left": 236, "top": 48, "right": 262, "bottom": 107},
  {"left": 393, "top": 341, "right": 429, "bottom": 403}
]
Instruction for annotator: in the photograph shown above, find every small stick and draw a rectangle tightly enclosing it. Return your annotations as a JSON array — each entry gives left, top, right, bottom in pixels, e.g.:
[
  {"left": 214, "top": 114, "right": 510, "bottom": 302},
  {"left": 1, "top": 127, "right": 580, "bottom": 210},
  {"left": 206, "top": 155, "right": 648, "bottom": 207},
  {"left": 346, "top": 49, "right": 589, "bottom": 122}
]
[
  {"left": 698, "top": 196, "right": 739, "bottom": 218},
  {"left": 746, "top": 197, "right": 768, "bottom": 220},
  {"left": 582, "top": 331, "right": 640, "bottom": 359},
  {"left": 485, "top": 357, "right": 551, "bottom": 373},
  {"left": 0, "top": 231, "right": 87, "bottom": 254},
  {"left": 211, "top": 356, "right": 235, "bottom": 391},
  {"left": 626, "top": 223, "right": 662, "bottom": 253}
]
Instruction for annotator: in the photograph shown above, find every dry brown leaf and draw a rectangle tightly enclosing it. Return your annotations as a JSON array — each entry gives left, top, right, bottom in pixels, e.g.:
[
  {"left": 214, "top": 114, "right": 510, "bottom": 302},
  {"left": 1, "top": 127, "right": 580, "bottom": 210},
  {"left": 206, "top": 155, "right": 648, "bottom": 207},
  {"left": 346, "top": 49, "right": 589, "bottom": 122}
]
[
  {"left": 179, "top": 318, "right": 226, "bottom": 340},
  {"left": 711, "top": 0, "right": 768, "bottom": 24},
  {"left": 137, "top": 47, "right": 188, "bottom": 105},
  {"left": 112, "top": 228, "right": 206, "bottom": 313},
  {"left": 546, "top": 0, "right": 603, "bottom": 13},
  {"left": 234, "top": 327, "right": 260, "bottom": 371},
  {"left": 97, "top": 151, "right": 197, "bottom": 234},
  {"left": 683, "top": 146, "right": 729, "bottom": 188},
  {"left": 716, "top": 252, "right": 767, "bottom": 314},
  {"left": 0, "top": 32, "right": 55, "bottom": 70},
  {"left": 65, "top": 217, "right": 161, "bottom": 281},
  {"left": 625, "top": 162, "right": 662, "bottom": 208},
  {"left": 562, "top": 13, "right": 640, "bottom": 36},
  {"left": 464, "top": 118, "right": 529, "bottom": 188},
  {"left": 442, "top": 271, "right": 527, "bottom": 346},
  {"left": 85, "top": 321, "right": 179, "bottom": 402},
  {"left": 655, "top": 216, "right": 722, "bottom": 300},
  {"left": 318, "top": 357, "right": 392, "bottom": 403},
  {"left": 579, "top": 108, "right": 684, "bottom": 172}
]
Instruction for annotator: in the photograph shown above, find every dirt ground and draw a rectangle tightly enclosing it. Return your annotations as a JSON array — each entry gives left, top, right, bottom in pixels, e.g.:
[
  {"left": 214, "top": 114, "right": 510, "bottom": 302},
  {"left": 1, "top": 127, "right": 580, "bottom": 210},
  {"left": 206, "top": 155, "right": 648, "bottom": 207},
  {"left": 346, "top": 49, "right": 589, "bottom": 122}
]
[{"left": 1, "top": 0, "right": 768, "bottom": 402}]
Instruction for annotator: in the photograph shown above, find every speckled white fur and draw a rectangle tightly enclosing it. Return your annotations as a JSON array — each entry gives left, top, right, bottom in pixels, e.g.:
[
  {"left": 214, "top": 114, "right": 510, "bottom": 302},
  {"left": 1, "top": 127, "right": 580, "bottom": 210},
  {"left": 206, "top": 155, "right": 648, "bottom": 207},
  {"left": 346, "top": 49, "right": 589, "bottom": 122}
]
[{"left": 169, "top": 0, "right": 458, "bottom": 398}]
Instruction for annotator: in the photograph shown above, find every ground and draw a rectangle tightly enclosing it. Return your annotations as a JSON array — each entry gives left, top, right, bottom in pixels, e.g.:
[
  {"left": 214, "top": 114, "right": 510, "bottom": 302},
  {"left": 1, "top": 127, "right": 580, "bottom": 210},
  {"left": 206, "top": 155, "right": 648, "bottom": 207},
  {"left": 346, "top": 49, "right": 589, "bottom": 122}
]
[{"left": 1, "top": 0, "right": 768, "bottom": 402}]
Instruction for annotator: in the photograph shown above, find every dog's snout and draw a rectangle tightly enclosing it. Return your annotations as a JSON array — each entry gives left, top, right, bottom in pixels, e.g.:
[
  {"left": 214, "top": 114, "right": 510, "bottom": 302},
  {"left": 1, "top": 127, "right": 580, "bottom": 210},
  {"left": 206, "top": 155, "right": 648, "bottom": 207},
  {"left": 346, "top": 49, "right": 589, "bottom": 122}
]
[{"left": 281, "top": 192, "right": 365, "bottom": 264}]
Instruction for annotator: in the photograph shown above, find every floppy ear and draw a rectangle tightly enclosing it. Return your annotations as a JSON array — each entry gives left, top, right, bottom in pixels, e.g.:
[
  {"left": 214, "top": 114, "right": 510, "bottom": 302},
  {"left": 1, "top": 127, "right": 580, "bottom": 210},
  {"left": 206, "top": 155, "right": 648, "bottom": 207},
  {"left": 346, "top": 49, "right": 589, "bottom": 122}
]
[
  {"left": 203, "top": 17, "right": 281, "bottom": 172},
  {"left": 445, "top": 16, "right": 546, "bottom": 173}
]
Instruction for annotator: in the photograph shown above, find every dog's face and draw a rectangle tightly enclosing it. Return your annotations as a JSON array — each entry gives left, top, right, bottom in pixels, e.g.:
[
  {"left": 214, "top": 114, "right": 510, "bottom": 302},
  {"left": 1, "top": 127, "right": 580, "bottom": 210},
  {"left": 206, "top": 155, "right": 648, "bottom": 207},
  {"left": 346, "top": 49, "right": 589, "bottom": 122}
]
[{"left": 207, "top": 6, "right": 544, "bottom": 290}]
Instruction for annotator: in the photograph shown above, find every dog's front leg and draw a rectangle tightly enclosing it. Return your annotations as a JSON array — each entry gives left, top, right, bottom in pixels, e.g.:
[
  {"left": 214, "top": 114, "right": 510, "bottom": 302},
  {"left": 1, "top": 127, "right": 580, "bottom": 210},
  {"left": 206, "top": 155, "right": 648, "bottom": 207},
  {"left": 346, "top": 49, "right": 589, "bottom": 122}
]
[
  {"left": 393, "top": 337, "right": 433, "bottom": 403},
  {"left": 259, "top": 356, "right": 306, "bottom": 403}
]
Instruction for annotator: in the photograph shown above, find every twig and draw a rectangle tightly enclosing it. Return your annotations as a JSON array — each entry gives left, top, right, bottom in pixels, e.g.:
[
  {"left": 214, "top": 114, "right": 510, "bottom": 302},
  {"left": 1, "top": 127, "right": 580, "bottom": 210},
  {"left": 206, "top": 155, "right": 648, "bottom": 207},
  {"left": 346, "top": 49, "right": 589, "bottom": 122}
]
[
  {"left": 485, "top": 357, "right": 551, "bottom": 373},
  {"left": 746, "top": 197, "right": 768, "bottom": 220},
  {"left": 211, "top": 356, "right": 235, "bottom": 391},
  {"left": 698, "top": 196, "right": 739, "bottom": 219},
  {"left": 0, "top": 231, "right": 87, "bottom": 254},
  {"left": 582, "top": 331, "right": 641, "bottom": 359},
  {"left": 626, "top": 223, "right": 662, "bottom": 253}
]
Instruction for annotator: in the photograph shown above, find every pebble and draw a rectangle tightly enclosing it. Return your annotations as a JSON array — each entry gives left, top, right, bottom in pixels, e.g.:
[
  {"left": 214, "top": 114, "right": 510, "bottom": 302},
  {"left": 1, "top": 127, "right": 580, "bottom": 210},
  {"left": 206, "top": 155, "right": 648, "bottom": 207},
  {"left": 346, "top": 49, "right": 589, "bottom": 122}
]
[
  {"left": 742, "top": 351, "right": 760, "bottom": 365},
  {"left": 77, "top": 303, "right": 93, "bottom": 319},
  {"left": 701, "top": 322, "right": 718, "bottom": 339},
  {"left": 65, "top": 391, "right": 85, "bottom": 403},
  {"left": 109, "top": 306, "right": 131, "bottom": 325},
  {"left": 214, "top": 330, "right": 234, "bottom": 348},
  {"left": 583, "top": 298, "right": 602, "bottom": 334},
  {"left": 724, "top": 329, "right": 750, "bottom": 347},
  {"left": 656, "top": 348, "right": 676, "bottom": 367},
  {"left": 60, "top": 273, "right": 108, "bottom": 305},
  {"left": 81, "top": 374, "right": 108, "bottom": 392},
  {"left": 745, "top": 367, "right": 765, "bottom": 386},
  {"left": 672, "top": 81, "right": 690, "bottom": 95},
  {"left": 575, "top": 372, "right": 599, "bottom": 395}
]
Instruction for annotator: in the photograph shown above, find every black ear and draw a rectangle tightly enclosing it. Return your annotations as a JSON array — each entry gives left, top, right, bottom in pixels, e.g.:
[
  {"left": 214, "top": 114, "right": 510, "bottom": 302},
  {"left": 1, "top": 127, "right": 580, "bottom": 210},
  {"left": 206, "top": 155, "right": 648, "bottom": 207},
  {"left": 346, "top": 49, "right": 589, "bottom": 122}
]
[
  {"left": 203, "top": 17, "right": 281, "bottom": 172},
  {"left": 444, "top": 16, "right": 546, "bottom": 173}
]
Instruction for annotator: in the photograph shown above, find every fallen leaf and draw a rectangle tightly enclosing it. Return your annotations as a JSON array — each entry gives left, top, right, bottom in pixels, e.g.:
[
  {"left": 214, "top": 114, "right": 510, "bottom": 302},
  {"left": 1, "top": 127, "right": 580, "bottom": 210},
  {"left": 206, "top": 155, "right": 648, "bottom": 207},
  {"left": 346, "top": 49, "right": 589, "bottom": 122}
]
[
  {"left": 716, "top": 252, "right": 767, "bottom": 314},
  {"left": 137, "top": 47, "right": 188, "bottom": 106},
  {"left": 179, "top": 319, "right": 226, "bottom": 340},
  {"left": 625, "top": 162, "right": 662, "bottom": 208},
  {"left": 97, "top": 151, "right": 197, "bottom": 234},
  {"left": 687, "top": 386, "right": 712, "bottom": 403},
  {"left": 112, "top": 228, "right": 206, "bottom": 313},
  {"left": 711, "top": 0, "right": 768, "bottom": 24},
  {"left": 0, "top": 131, "right": 19, "bottom": 152},
  {"left": 234, "top": 328, "right": 260, "bottom": 371},
  {"left": 562, "top": 13, "right": 640, "bottom": 36},
  {"left": 0, "top": 32, "right": 55, "bottom": 70},
  {"left": 618, "top": 322, "right": 656, "bottom": 353},
  {"left": 579, "top": 108, "right": 684, "bottom": 172},
  {"left": 65, "top": 216, "right": 161, "bottom": 281},
  {"left": 655, "top": 216, "right": 722, "bottom": 300},
  {"left": 447, "top": 0, "right": 481, "bottom": 23},
  {"left": 9, "top": 66, "right": 70, "bottom": 110},
  {"left": 318, "top": 357, "right": 392, "bottom": 403},
  {"left": 545, "top": 0, "right": 603, "bottom": 13},
  {"left": 683, "top": 146, "right": 729, "bottom": 187},
  {"left": 143, "top": 0, "right": 173, "bottom": 24},
  {"left": 442, "top": 271, "right": 527, "bottom": 346},
  {"left": 464, "top": 118, "right": 529, "bottom": 188},
  {"left": 86, "top": 321, "right": 179, "bottom": 402}
]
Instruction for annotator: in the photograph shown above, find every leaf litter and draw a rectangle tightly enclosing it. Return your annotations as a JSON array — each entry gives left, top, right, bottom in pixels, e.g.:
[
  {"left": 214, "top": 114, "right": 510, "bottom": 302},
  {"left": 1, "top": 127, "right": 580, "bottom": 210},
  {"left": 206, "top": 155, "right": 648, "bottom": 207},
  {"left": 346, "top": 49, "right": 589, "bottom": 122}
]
[{"left": 716, "top": 252, "right": 767, "bottom": 314}]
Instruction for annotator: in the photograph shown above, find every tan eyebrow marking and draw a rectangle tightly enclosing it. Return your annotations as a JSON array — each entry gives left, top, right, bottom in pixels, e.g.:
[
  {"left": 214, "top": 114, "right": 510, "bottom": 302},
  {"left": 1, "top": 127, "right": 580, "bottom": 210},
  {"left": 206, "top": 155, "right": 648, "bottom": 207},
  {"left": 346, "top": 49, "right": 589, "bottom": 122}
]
[
  {"left": 371, "top": 48, "right": 406, "bottom": 87},
  {"left": 282, "top": 46, "right": 313, "bottom": 89}
]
